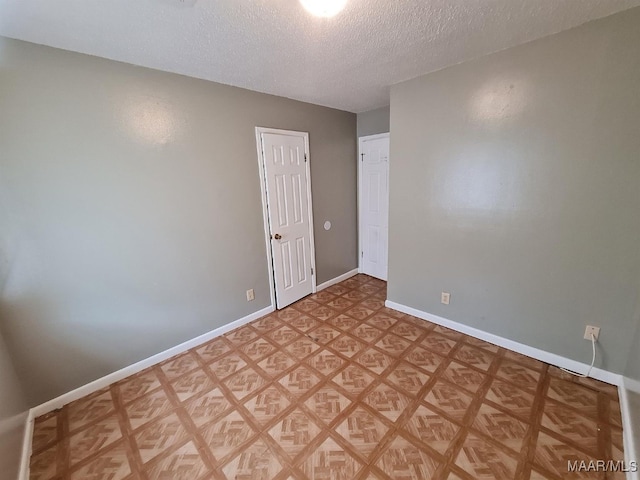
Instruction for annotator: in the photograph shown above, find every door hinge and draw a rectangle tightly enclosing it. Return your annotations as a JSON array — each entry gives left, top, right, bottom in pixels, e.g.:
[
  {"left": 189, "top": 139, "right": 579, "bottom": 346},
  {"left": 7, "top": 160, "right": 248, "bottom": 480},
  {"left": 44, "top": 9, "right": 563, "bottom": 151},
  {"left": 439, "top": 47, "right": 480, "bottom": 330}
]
[
  {"left": 304, "top": 153, "right": 308, "bottom": 162},
  {"left": 311, "top": 267, "right": 314, "bottom": 275},
  {"left": 361, "top": 251, "right": 364, "bottom": 258}
]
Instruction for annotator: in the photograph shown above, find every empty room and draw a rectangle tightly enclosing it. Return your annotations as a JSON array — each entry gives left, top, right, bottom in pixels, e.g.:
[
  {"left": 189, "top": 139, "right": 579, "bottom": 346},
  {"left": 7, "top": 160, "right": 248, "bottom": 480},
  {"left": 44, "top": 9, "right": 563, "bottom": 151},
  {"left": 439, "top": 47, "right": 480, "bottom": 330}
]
[{"left": 1, "top": 0, "right": 639, "bottom": 479}]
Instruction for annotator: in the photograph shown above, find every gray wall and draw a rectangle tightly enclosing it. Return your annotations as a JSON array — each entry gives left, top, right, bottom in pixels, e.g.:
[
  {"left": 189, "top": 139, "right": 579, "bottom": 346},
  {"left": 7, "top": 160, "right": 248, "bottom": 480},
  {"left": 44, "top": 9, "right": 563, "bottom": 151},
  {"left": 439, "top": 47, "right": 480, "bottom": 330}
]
[
  {"left": 0, "top": 330, "right": 28, "bottom": 480},
  {"left": 626, "top": 318, "right": 640, "bottom": 380},
  {"left": 357, "top": 106, "right": 390, "bottom": 137},
  {"left": 0, "top": 37, "right": 357, "bottom": 405},
  {"left": 388, "top": 8, "right": 640, "bottom": 374}
]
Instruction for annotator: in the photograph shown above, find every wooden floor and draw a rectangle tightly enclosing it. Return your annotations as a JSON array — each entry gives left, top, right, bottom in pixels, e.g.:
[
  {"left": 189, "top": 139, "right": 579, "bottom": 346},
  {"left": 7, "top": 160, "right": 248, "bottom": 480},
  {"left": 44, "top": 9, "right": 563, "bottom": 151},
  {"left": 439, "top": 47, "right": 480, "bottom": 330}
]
[{"left": 29, "top": 274, "right": 624, "bottom": 479}]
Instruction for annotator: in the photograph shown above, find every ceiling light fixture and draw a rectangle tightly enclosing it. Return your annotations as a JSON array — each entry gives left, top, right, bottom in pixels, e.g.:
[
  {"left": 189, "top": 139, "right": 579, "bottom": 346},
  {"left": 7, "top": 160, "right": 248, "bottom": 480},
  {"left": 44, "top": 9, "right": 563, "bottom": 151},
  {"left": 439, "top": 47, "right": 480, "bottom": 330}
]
[{"left": 299, "top": 0, "right": 347, "bottom": 18}]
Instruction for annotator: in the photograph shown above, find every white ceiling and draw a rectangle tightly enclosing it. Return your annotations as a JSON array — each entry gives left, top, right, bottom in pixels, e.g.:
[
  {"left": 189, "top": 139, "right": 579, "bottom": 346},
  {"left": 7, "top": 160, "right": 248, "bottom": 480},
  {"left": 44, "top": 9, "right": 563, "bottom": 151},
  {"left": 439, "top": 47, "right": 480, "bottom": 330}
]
[{"left": 1, "top": 0, "right": 639, "bottom": 113}]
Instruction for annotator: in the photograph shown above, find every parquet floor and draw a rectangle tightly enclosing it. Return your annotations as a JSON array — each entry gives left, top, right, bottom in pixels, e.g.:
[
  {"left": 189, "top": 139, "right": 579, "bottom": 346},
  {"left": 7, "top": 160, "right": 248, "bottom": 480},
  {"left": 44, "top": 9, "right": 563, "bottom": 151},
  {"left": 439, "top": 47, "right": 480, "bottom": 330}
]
[{"left": 29, "top": 274, "right": 624, "bottom": 479}]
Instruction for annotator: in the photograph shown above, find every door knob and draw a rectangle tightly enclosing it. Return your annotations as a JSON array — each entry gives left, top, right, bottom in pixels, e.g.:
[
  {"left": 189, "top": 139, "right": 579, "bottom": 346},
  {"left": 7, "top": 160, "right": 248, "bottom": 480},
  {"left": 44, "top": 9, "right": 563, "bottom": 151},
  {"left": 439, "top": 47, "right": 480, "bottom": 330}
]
[{"left": 273, "top": 233, "right": 282, "bottom": 240}]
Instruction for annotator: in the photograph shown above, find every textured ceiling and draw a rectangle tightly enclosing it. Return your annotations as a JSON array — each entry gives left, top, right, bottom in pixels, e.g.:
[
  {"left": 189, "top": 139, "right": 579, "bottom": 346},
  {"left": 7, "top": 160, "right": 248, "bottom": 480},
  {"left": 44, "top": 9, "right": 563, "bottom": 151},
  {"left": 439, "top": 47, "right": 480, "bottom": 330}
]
[{"left": 1, "top": 0, "right": 639, "bottom": 113}]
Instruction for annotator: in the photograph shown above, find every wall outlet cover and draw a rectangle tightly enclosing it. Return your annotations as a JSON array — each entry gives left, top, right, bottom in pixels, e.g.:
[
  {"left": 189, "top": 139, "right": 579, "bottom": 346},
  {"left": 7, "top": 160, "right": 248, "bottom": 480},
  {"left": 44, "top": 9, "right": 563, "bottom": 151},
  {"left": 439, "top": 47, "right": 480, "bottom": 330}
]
[
  {"left": 584, "top": 325, "right": 600, "bottom": 340},
  {"left": 441, "top": 292, "right": 451, "bottom": 305}
]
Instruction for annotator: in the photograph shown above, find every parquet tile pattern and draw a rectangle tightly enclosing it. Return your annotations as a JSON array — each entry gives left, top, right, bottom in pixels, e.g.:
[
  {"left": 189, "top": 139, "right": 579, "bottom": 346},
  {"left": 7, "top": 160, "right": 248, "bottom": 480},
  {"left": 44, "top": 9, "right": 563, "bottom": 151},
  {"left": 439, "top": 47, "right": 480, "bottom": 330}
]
[{"left": 30, "top": 274, "right": 624, "bottom": 480}]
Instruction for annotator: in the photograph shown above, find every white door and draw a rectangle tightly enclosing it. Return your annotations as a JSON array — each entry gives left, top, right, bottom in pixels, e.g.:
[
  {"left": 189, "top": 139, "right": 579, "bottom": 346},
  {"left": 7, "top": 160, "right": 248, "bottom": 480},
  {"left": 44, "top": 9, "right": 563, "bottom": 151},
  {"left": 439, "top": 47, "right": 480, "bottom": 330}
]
[
  {"left": 259, "top": 131, "right": 315, "bottom": 308},
  {"left": 359, "top": 134, "right": 389, "bottom": 280}
]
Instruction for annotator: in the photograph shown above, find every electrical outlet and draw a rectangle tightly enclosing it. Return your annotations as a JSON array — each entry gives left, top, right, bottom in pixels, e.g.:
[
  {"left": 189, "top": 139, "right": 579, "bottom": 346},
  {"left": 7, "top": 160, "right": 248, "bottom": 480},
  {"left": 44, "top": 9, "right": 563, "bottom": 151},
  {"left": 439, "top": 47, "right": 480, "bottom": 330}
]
[
  {"left": 441, "top": 292, "right": 451, "bottom": 305},
  {"left": 584, "top": 325, "right": 600, "bottom": 341},
  {"left": 246, "top": 289, "right": 255, "bottom": 302}
]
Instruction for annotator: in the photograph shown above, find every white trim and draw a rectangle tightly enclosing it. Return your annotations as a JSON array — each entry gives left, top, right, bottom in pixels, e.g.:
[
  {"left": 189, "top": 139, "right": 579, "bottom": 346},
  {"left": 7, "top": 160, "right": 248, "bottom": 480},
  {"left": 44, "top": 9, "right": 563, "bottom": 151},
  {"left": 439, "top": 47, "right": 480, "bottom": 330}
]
[
  {"left": 28, "top": 305, "right": 273, "bottom": 419},
  {"left": 304, "top": 131, "right": 317, "bottom": 297},
  {"left": 255, "top": 127, "right": 316, "bottom": 310},
  {"left": 255, "top": 129, "right": 277, "bottom": 309},
  {"left": 384, "top": 300, "right": 622, "bottom": 387},
  {"left": 19, "top": 304, "right": 273, "bottom": 479},
  {"left": 357, "top": 132, "right": 390, "bottom": 278},
  {"left": 15, "top": 296, "right": 637, "bottom": 479},
  {"left": 316, "top": 268, "right": 359, "bottom": 292},
  {"left": 386, "top": 301, "right": 640, "bottom": 478},
  {"left": 619, "top": 380, "right": 640, "bottom": 480},
  {"left": 18, "top": 410, "right": 34, "bottom": 480}
]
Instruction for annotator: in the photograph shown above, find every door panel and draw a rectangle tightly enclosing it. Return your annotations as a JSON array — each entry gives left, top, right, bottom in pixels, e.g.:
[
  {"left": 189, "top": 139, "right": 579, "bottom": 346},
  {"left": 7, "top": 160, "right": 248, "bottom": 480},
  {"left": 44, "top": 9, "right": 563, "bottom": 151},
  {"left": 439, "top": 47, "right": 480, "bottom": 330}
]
[
  {"left": 262, "top": 132, "right": 314, "bottom": 308},
  {"left": 368, "top": 172, "right": 381, "bottom": 213},
  {"left": 360, "top": 135, "right": 389, "bottom": 280}
]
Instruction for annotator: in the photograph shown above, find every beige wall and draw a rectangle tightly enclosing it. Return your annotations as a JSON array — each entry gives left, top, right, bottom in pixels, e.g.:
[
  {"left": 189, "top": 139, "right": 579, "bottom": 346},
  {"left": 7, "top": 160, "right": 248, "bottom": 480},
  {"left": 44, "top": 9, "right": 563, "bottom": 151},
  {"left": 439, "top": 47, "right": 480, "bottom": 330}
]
[
  {"left": 0, "top": 37, "right": 357, "bottom": 405},
  {"left": 0, "top": 330, "right": 27, "bottom": 480},
  {"left": 388, "top": 8, "right": 640, "bottom": 374},
  {"left": 357, "top": 106, "right": 390, "bottom": 137}
]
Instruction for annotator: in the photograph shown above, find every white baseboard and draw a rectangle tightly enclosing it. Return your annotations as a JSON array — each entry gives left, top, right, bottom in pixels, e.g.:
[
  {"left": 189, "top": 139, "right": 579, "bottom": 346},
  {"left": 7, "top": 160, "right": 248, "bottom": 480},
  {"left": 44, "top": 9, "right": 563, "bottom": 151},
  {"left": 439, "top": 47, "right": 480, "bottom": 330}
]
[
  {"left": 28, "top": 305, "right": 274, "bottom": 419},
  {"left": 385, "top": 300, "right": 622, "bottom": 387},
  {"left": 20, "top": 304, "right": 274, "bottom": 480},
  {"left": 18, "top": 410, "right": 34, "bottom": 480},
  {"left": 385, "top": 301, "right": 640, "bottom": 475},
  {"left": 619, "top": 380, "right": 640, "bottom": 480},
  {"left": 316, "top": 268, "right": 359, "bottom": 292}
]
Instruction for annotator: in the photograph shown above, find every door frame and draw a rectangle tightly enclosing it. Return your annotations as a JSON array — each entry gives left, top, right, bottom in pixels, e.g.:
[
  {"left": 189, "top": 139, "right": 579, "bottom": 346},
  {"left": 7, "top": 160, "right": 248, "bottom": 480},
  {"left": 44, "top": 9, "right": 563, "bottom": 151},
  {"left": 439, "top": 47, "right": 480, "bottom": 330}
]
[
  {"left": 358, "top": 132, "right": 390, "bottom": 275},
  {"left": 255, "top": 126, "right": 317, "bottom": 309}
]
